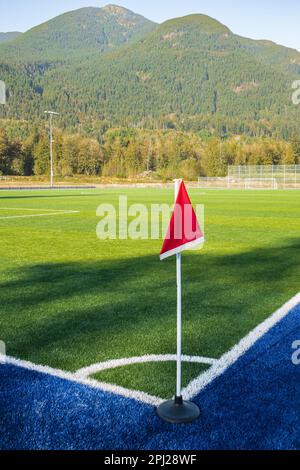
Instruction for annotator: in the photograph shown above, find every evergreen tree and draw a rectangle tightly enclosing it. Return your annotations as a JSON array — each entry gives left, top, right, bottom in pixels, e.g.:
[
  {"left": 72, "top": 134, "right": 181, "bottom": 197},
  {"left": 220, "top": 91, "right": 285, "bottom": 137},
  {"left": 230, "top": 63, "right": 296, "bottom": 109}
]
[{"left": 33, "top": 133, "right": 50, "bottom": 175}]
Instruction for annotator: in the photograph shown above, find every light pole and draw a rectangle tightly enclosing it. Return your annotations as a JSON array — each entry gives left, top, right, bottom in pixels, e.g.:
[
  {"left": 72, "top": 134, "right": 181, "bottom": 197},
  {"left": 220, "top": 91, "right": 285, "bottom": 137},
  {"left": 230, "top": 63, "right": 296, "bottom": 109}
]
[{"left": 44, "top": 111, "right": 59, "bottom": 188}]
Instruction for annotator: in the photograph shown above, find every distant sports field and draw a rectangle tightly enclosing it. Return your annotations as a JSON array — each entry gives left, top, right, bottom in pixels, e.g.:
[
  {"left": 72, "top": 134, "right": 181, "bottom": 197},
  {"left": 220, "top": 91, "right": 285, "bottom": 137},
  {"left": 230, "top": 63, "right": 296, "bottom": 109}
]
[{"left": 1, "top": 188, "right": 300, "bottom": 400}]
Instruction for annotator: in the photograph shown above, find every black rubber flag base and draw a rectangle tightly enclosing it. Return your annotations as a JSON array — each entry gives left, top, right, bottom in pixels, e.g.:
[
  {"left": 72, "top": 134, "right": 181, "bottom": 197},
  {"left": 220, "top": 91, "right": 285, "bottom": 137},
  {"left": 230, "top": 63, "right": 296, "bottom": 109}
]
[{"left": 156, "top": 396, "right": 200, "bottom": 424}]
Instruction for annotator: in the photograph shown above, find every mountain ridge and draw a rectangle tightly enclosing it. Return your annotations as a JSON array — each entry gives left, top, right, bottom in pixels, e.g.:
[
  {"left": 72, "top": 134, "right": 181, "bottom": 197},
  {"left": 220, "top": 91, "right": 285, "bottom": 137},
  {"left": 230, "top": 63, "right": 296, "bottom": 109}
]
[
  {"left": 0, "top": 32, "right": 22, "bottom": 43},
  {"left": 157, "top": 14, "right": 232, "bottom": 35},
  {"left": 0, "top": 6, "right": 299, "bottom": 138},
  {"left": 0, "top": 5, "right": 157, "bottom": 61}
]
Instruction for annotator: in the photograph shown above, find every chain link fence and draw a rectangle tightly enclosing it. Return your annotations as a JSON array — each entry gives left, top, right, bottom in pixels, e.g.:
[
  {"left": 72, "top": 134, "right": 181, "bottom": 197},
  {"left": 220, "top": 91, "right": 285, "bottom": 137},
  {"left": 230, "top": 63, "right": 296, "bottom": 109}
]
[{"left": 199, "top": 166, "right": 300, "bottom": 190}]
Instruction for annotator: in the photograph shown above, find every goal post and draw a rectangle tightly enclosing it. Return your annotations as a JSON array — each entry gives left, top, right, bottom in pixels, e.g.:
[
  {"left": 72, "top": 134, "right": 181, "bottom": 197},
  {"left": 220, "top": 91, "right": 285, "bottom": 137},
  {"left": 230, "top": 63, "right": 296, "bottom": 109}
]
[
  {"left": 198, "top": 166, "right": 300, "bottom": 190},
  {"left": 243, "top": 178, "right": 278, "bottom": 190},
  {"left": 227, "top": 165, "right": 300, "bottom": 190}
]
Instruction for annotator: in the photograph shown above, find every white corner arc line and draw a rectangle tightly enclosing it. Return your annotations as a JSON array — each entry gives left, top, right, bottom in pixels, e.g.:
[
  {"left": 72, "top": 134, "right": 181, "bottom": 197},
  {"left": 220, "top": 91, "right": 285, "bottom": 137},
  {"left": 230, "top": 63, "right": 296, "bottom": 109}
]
[
  {"left": 182, "top": 292, "right": 300, "bottom": 400},
  {"left": 0, "top": 355, "right": 163, "bottom": 407},
  {"left": 75, "top": 354, "right": 217, "bottom": 379},
  {"left": 1, "top": 294, "right": 299, "bottom": 408}
]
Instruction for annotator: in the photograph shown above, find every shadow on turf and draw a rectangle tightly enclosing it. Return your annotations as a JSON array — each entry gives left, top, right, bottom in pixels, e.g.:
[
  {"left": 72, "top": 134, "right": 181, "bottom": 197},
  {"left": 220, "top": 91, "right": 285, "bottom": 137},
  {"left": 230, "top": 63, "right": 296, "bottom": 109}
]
[{"left": 2, "top": 238, "right": 300, "bottom": 373}]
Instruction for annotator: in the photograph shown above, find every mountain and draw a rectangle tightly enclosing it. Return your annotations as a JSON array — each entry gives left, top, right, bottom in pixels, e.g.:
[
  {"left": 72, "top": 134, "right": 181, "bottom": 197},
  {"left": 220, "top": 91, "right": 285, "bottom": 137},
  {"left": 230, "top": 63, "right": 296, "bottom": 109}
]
[
  {"left": 0, "top": 5, "right": 156, "bottom": 61},
  {"left": 0, "top": 32, "right": 22, "bottom": 43},
  {"left": 0, "top": 10, "right": 300, "bottom": 138},
  {"left": 88, "top": 14, "right": 300, "bottom": 120}
]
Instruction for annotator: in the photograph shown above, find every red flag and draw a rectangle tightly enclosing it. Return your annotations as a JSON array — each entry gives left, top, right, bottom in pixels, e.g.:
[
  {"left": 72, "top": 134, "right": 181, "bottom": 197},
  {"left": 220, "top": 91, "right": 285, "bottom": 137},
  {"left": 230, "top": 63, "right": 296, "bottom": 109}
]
[{"left": 160, "top": 181, "right": 204, "bottom": 261}]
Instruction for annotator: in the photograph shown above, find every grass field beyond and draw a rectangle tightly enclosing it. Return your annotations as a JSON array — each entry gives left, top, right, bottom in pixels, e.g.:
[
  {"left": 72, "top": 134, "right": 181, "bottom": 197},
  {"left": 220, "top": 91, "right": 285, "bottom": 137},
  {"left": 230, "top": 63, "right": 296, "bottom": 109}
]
[{"left": 0, "top": 188, "right": 299, "bottom": 399}]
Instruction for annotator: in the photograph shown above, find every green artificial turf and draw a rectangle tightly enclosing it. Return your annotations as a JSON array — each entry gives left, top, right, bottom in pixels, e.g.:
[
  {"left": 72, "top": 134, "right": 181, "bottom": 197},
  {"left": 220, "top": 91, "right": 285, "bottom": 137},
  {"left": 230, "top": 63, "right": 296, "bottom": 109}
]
[
  {"left": 94, "top": 362, "right": 209, "bottom": 399},
  {"left": 1, "top": 188, "right": 300, "bottom": 398}
]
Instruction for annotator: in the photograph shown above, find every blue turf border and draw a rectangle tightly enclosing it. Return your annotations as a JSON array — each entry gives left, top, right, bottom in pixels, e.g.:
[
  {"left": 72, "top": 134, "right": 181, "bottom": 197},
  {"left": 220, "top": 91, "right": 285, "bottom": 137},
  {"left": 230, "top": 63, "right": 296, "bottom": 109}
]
[{"left": 0, "top": 304, "right": 299, "bottom": 450}]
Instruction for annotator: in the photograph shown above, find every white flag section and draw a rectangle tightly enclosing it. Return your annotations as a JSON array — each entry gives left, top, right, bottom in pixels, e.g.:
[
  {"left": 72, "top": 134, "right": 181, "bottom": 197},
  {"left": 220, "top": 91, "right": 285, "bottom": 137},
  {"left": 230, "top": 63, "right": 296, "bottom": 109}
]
[{"left": 157, "top": 180, "right": 204, "bottom": 424}]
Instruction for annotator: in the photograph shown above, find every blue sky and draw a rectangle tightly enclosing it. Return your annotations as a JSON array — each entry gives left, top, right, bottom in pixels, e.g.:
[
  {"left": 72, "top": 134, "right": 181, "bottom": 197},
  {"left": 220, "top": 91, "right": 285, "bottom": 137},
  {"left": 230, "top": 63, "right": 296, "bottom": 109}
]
[{"left": 0, "top": 0, "right": 299, "bottom": 51}]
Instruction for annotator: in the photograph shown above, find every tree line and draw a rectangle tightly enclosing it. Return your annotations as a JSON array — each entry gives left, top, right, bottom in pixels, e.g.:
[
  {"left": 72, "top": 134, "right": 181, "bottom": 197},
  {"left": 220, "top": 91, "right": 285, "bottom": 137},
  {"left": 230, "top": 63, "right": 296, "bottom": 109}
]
[{"left": 1, "top": 126, "right": 300, "bottom": 180}]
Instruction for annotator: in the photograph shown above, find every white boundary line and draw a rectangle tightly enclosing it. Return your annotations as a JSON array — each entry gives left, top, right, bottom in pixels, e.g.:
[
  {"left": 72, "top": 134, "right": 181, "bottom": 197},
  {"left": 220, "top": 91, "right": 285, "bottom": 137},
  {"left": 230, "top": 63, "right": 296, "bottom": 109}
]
[
  {"left": 76, "top": 354, "right": 216, "bottom": 378},
  {"left": 0, "top": 208, "right": 78, "bottom": 212},
  {"left": 0, "top": 294, "right": 299, "bottom": 406},
  {"left": 0, "top": 210, "right": 79, "bottom": 220},
  {"left": 182, "top": 292, "right": 300, "bottom": 400},
  {"left": 0, "top": 355, "right": 163, "bottom": 407}
]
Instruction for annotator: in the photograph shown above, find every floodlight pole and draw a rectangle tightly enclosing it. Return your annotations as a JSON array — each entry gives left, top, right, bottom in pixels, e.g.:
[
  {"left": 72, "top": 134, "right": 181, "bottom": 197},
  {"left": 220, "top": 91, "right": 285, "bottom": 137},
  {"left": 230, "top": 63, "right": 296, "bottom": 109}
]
[{"left": 45, "top": 111, "right": 59, "bottom": 188}]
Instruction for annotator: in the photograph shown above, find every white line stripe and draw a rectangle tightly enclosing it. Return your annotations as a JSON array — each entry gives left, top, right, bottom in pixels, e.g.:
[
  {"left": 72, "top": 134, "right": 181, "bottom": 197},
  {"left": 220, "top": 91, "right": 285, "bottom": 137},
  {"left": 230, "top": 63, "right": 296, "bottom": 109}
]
[
  {"left": 0, "top": 355, "right": 163, "bottom": 407},
  {"left": 182, "top": 292, "right": 300, "bottom": 400},
  {"left": 76, "top": 354, "right": 217, "bottom": 378},
  {"left": 0, "top": 211, "right": 79, "bottom": 220},
  {"left": 0, "top": 208, "right": 79, "bottom": 212},
  {"left": 0, "top": 294, "right": 298, "bottom": 407}
]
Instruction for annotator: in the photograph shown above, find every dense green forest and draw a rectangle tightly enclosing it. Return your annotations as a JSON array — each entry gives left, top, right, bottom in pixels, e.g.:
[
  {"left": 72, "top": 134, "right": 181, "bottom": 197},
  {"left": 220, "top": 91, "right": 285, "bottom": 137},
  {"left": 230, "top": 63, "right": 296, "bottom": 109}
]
[
  {"left": 1, "top": 125, "right": 300, "bottom": 179},
  {"left": 1, "top": 5, "right": 300, "bottom": 178}
]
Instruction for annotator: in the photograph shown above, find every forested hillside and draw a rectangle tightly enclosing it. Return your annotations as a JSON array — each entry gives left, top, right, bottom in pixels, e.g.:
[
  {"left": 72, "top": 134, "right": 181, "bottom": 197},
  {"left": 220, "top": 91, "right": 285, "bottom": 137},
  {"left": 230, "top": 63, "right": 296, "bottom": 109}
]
[
  {"left": 0, "top": 5, "right": 156, "bottom": 61},
  {"left": 0, "top": 5, "right": 300, "bottom": 179},
  {"left": 0, "top": 9, "right": 300, "bottom": 138}
]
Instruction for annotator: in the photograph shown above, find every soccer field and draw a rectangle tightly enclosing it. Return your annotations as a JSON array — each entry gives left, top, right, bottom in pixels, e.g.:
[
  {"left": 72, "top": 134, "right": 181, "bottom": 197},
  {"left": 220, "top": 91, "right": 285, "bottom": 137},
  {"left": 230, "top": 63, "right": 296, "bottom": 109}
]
[{"left": 0, "top": 188, "right": 300, "bottom": 400}]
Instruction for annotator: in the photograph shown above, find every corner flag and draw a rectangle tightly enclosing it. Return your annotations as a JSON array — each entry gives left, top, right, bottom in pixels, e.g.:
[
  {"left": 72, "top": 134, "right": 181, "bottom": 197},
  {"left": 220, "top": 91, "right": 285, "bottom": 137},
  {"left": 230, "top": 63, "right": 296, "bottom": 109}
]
[
  {"left": 160, "top": 180, "right": 204, "bottom": 260},
  {"left": 157, "top": 180, "right": 204, "bottom": 424}
]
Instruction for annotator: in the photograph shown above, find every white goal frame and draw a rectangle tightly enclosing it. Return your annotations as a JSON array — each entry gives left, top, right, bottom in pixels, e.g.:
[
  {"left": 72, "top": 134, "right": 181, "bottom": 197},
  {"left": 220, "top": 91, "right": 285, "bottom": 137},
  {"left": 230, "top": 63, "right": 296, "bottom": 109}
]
[
  {"left": 243, "top": 178, "right": 278, "bottom": 190},
  {"left": 227, "top": 165, "right": 300, "bottom": 190}
]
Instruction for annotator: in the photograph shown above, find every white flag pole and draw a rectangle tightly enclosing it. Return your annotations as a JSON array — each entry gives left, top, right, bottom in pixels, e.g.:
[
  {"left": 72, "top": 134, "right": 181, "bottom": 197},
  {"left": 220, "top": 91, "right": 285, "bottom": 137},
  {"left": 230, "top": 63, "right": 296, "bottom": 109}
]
[
  {"left": 176, "top": 252, "right": 182, "bottom": 400},
  {"left": 175, "top": 179, "right": 182, "bottom": 401}
]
